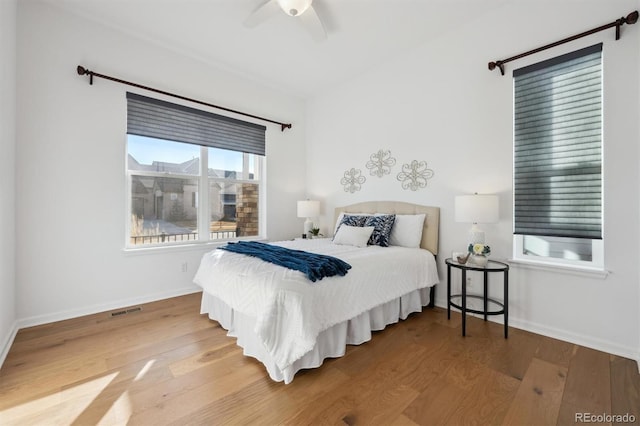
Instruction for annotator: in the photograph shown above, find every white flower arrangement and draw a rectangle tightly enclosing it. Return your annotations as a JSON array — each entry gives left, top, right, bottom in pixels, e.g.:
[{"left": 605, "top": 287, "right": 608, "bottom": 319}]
[{"left": 468, "top": 243, "right": 491, "bottom": 256}]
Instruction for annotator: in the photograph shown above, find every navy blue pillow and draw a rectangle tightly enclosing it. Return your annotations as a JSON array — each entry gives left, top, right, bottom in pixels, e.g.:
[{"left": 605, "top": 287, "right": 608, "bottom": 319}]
[
  {"left": 338, "top": 214, "right": 368, "bottom": 229},
  {"left": 365, "top": 215, "right": 396, "bottom": 247},
  {"left": 333, "top": 215, "right": 369, "bottom": 243}
]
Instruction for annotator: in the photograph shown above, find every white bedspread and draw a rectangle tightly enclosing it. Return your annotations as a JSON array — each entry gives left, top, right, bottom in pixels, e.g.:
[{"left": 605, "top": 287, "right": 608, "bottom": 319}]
[{"left": 193, "top": 239, "right": 438, "bottom": 371}]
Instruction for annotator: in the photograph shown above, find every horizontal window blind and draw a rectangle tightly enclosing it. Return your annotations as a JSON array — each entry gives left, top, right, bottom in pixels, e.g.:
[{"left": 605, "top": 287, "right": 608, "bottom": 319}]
[
  {"left": 514, "top": 44, "right": 602, "bottom": 240},
  {"left": 127, "top": 92, "right": 266, "bottom": 156}
]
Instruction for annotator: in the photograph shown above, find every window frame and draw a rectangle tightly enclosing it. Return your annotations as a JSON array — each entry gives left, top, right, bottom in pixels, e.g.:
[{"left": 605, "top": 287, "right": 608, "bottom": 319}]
[
  {"left": 125, "top": 141, "right": 265, "bottom": 249},
  {"left": 511, "top": 44, "right": 604, "bottom": 271},
  {"left": 124, "top": 92, "right": 266, "bottom": 250},
  {"left": 513, "top": 234, "right": 604, "bottom": 271}
]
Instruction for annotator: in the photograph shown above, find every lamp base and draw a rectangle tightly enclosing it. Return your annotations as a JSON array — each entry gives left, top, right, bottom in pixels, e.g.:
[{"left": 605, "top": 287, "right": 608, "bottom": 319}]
[
  {"left": 303, "top": 218, "right": 313, "bottom": 236},
  {"left": 469, "top": 224, "right": 485, "bottom": 244}
]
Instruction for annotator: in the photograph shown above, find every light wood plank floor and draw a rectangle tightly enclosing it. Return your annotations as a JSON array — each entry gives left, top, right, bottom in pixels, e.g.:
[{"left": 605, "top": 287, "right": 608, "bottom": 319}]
[{"left": 1, "top": 292, "right": 638, "bottom": 425}]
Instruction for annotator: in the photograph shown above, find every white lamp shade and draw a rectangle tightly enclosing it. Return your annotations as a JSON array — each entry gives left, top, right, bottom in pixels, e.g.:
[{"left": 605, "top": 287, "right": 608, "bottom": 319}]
[
  {"left": 297, "top": 200, "right": 320, "bottom": 218},
  {"left": 455, "top": 194, "right": 499, "bottom": 224}
]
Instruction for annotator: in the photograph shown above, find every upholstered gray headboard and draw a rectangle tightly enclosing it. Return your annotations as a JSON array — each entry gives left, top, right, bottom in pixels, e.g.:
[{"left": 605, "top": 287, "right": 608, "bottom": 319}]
[{"left": 334, "top": 201, "right": 440, "bottom": 255}]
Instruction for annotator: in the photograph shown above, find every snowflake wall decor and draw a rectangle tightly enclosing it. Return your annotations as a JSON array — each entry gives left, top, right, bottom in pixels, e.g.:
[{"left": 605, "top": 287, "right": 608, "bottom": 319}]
[
  {"left": 396, "top": 160, "right": 434, "bottom": 191},
  {"left": 365, "top": 149, "right": 396, "bottom": 178},
  {"left": 340, "top": 168, "right": 366, "bottom": 193}
]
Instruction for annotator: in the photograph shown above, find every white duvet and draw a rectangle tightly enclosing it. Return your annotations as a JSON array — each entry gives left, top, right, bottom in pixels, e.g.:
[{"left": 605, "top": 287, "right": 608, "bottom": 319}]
[{"left": 193, "top": 238, "right": 439, "bottom": 371}]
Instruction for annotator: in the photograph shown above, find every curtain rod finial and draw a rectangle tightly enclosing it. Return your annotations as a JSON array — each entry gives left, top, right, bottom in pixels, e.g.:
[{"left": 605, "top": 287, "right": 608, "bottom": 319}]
[
  {"left": 488, "top": 61, "right": 505, "bottom": 75},
  {"left": 626, "top": 10, "right": 639, "bottom": 25},
  {"left": 77, "top": 65, "right": 94, "bottom": 84}
]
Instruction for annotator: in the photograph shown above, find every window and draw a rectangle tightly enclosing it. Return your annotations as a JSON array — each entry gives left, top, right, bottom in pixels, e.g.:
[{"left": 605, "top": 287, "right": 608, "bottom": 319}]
[
  {"left": 126, "top": 93, "right": 265, "bottom": 247},
  {"left": 513, "top": 44, "right": 603, "bottom": 269}
]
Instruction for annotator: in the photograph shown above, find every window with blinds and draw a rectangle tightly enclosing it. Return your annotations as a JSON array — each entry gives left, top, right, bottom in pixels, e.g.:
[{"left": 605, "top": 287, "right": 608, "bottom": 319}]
[
  {"left": 125, "top": 93, "right": 265, "bottom": 247},
  {"left": 513, "top": 44, "right": 603, "bottom": 268}
]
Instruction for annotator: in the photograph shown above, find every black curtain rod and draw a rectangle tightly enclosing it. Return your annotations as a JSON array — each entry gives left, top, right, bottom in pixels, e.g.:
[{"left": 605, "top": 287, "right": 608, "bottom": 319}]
[
  {"left": 488, "top": 10, "right": 639, "bottom": 75},
  {"left": 76, "top": 65, "right": 292, "bottom": 131}
]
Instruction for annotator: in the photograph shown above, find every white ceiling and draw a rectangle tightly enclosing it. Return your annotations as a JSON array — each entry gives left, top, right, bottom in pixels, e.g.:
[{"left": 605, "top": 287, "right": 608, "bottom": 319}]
[{"left": 46, "top": 0, "right": 508, "bottom": 99}]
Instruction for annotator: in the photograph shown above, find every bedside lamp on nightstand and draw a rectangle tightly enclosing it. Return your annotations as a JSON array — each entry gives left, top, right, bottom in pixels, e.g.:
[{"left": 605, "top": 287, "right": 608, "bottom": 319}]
[
  {"left": 455, "top": 193, "right": 499, "bottom": 267},
  {"left": 455, "top": 193, "right": 499, "bottom": 244},
  {"left": 297, "top": 200, "right": 320, "bottom": 238}
]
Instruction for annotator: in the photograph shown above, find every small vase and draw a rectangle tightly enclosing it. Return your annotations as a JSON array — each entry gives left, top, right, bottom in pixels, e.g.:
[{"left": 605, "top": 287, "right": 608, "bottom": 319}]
[{"left": 470, "top": 254, "right": 488, "bottom": 267}]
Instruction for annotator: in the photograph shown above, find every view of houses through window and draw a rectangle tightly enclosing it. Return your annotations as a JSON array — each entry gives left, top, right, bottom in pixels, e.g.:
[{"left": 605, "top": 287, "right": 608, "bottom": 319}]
[{"left": 127, "top": 135, "right": 261, "bottom": 246}]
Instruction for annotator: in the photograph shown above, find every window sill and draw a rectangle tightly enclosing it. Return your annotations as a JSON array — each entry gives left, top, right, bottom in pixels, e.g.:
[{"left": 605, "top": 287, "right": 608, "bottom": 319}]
[
  {"left": 122, "top": 237, "right": 267, "bottom": 256},
  {"left": 508, "top": 258, "right": 609, "bottom": 279}
]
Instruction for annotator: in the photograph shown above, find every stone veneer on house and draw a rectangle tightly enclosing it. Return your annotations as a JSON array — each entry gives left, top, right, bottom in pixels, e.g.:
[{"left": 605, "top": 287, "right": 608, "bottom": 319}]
[{"left": 236, "top": 183, "right": 259, "bottom": 237}]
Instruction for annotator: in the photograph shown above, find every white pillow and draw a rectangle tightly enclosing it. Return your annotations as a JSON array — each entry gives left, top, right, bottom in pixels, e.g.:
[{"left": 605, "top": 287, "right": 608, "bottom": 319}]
[
  {"left": 332, "top": 225, "right": 375, "bottom": 248},
  {"left": 389, "top": 214, "right": 426, "bottom": 248}
]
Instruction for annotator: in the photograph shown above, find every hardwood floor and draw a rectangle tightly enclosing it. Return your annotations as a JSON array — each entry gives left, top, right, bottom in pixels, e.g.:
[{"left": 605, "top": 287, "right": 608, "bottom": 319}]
[{"left": 1, "top": 292, "right": 638, "bottom": 425}]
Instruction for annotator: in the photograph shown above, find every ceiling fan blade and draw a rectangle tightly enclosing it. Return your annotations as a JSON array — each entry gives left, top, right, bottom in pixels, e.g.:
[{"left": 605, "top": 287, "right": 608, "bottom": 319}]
[
  {"left": 299, "top": 5, "right": 327, "bottom": 41},
  {"left": 244, "top": 0, "right": 280, "bottom": 28}
]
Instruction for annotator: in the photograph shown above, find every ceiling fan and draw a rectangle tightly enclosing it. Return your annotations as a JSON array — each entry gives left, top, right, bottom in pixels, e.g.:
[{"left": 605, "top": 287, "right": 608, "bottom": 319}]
[{"left": 244, "top": 0, "right": 327, "bottom": 41}]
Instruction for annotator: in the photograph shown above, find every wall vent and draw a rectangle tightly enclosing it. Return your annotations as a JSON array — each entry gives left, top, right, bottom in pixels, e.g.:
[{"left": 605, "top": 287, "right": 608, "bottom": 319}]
[{"left": 110, "top": 306, "right": 143, "bottom": 317}]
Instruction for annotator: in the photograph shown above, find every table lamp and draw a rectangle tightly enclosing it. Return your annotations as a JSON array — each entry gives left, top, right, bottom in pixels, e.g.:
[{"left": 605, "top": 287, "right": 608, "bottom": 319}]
[
  {"left": 297, "top": 200, "right": 320, "bottom": 236},
  {"left": 455, "top": 193, "right": 499, "bottom": 244}
]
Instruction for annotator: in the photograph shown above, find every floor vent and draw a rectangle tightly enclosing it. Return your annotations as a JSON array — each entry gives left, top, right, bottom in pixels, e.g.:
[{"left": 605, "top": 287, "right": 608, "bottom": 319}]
[{"left": 110, "top": 306, "right": 143, "bottom": 317}]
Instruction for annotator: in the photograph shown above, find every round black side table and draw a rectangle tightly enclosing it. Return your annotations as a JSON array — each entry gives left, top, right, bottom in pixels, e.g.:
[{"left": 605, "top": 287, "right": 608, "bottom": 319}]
[{"left": 445, "top": 258, "right": 510, "bottom": 338}]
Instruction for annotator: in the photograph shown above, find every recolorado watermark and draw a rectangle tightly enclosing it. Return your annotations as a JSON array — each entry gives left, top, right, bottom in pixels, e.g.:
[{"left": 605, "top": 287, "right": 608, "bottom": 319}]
[{"left": 575, "top": 412, "right": 636, "bottom": 423}]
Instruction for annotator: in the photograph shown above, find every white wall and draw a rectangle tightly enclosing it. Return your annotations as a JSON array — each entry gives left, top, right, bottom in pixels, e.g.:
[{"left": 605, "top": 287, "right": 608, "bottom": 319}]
[
  {"left": 15, "top": 0, "right": 306, "bottom": 326},
  {"left": 0, "top": 0, "right": 18, "bottom": 365},
  {"left": 306, "top": 1, "right": 640, "bottom": 361}
]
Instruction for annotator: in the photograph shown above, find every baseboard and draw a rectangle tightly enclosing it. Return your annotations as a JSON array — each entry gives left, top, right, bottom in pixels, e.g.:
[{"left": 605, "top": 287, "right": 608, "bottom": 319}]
[
  {"left": 508, "top": 316, "right": 639, "bottom": 363},
  {"left": 16, "top": 286, "right": 201, "bottom": 330},
  {"left": 433, "top": 299, "right": 640, "bottom": 365},
  {"left": 0, "top": 320, "right": 19, "bottom": 370}
]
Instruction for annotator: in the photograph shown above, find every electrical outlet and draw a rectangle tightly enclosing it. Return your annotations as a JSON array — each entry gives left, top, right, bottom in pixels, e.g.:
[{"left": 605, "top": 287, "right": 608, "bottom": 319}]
[{"left": 181, "top": 262, "right": 188, "bottom": 273}]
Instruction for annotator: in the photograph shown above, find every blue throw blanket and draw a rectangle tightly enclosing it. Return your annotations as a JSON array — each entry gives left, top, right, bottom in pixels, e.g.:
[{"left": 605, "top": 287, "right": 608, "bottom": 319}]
[{"left": 218, "top": 241, "right": 351, "bottom": 282}]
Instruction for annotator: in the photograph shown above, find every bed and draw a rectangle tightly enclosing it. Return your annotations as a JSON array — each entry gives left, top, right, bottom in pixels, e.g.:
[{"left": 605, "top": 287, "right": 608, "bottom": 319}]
[{"left": 193, "top": 201, "right": 440, "bottom": 383}]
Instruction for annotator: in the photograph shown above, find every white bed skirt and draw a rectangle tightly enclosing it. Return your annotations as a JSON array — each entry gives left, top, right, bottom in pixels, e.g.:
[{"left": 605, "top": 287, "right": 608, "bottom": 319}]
[{"left": 200, "top": 287, "right": 432, "bottom": 384}]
